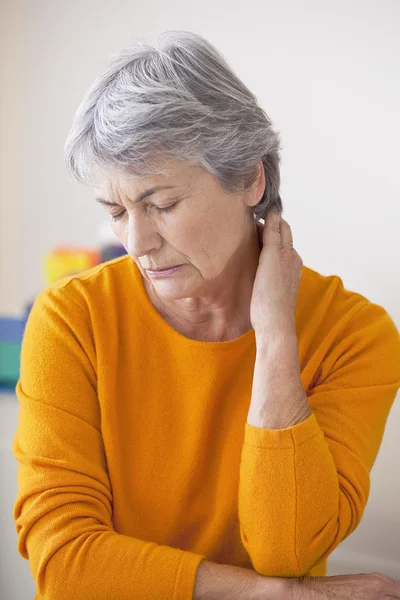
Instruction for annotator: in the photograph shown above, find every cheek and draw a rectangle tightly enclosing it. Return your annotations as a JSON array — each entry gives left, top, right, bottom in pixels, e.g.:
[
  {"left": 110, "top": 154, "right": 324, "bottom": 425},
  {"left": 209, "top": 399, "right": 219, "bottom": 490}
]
[{"left": 188, "top": 233, "right": 222, "bottom": 270}]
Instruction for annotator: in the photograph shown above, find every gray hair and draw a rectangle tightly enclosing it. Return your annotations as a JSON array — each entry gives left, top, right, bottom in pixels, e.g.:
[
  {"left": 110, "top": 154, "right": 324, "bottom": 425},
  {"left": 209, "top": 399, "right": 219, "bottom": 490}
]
[{"left": 64, "top": 30, "right": 283, "bottom": 221}]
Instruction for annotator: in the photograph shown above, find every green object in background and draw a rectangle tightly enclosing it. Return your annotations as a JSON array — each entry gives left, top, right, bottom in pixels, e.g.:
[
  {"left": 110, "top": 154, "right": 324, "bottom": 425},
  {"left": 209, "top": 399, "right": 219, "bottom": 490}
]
[{"left": 0, "top": 341, "right": 21, "bottom": 385}]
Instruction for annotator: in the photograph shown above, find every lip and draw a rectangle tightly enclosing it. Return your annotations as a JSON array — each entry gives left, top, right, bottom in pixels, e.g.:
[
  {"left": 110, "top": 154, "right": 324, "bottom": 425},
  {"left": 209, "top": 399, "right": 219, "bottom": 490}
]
[
  {"left": 145, "top": 264, "right": 182, "bottom": 272},
  {"left": 145, "top": 265, "right": 183, "bottom": 277}
]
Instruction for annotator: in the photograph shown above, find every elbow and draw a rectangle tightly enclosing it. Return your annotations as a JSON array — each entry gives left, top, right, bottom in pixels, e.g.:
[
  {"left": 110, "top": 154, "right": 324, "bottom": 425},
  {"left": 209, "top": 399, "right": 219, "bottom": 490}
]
[
  {"left": 34, "top": 545, "right": 76, "bottom": 600},
  {"left": 250, "top": 552, "right": 324, "bottom": 578},
  {"left": 243, "top": 523, "right": 339, "bottom": 578},
  {"left": 251, "top": 554, "right": 311, "bottom": 578},
  {"left": 240, "top": 526, "right": 310, "bottom": 578},
  {"left": 27, "top": 531, "right": 109, "bottom": 600}
]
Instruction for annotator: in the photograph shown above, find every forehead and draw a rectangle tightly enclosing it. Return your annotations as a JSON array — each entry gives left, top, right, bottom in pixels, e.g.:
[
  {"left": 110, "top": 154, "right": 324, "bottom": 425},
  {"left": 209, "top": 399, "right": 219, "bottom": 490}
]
[{"left": 92, "top": 160, "right": 204, "bottom": 195}]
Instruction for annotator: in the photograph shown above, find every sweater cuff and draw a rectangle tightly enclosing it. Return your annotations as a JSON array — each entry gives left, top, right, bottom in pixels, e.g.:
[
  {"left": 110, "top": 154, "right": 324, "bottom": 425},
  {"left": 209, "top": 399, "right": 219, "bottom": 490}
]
[
  {"left": 243, "top": 411, "right": 322, "bottom": 449},
  {"left": 173, "top": 551, "right": 207, "bottom": 600}
]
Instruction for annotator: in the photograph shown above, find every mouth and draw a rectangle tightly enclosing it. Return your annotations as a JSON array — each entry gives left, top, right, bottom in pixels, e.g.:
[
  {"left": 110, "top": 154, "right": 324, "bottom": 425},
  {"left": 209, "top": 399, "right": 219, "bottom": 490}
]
[
  {"left": 145, "top": 264, "right": 182, "bottom": 272},
  {"left": 145, "top": 265, "right": 184, "bottom": 277}
]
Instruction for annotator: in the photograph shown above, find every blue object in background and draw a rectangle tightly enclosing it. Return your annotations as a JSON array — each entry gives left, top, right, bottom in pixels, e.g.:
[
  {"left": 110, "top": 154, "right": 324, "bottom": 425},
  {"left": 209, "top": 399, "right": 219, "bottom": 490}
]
[
  {"left": 100, "top": 244, "right": 127, "bottom": 263},
  {"left": 0, "top": 316, "right": 28, "bottom": 392},
  {"left": 0, "top": 317, "right": 27, "bottom": 342}
]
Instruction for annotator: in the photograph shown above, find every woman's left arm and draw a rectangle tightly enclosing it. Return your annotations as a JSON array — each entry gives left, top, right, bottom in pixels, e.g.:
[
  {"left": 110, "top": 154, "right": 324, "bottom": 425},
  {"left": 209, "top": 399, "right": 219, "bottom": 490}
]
[
  {"left": 239, "top": 211, "right": 400, "bottom": 577},
  {"left": 239, "top": 302, "right": 400, "bottom": 577}
]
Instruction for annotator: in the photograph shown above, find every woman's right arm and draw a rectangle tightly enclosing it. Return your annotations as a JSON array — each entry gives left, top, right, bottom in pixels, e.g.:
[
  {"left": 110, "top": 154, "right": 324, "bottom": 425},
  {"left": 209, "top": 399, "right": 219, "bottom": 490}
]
[{"left": 13, "top": 287, "right": 208, "bottom": 599}]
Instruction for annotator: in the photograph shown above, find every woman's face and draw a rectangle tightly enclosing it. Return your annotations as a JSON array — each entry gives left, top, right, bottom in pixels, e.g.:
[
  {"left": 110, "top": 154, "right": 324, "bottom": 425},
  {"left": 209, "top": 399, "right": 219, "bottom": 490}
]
[{"left": 93, "top": 159, "right": 264, "bottom": 300}]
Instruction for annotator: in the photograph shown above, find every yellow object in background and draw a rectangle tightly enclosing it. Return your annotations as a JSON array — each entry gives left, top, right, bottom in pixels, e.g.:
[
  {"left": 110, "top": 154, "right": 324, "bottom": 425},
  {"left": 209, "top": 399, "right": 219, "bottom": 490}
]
[{"left": 44, "top": 248, "right": 100, "bottom": 284}]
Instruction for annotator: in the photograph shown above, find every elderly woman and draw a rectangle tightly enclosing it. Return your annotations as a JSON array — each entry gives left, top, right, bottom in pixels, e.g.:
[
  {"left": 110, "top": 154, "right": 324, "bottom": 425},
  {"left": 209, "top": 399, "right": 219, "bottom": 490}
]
[{"left": 12, "top": 31, "right": 400, "bottom": 600}]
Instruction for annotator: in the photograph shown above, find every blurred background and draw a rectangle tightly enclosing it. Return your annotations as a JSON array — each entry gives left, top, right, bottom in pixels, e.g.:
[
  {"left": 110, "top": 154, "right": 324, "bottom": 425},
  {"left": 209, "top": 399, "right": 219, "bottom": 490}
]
[{"left": 1, "top": 0, "right": 399, "bottom": 597}]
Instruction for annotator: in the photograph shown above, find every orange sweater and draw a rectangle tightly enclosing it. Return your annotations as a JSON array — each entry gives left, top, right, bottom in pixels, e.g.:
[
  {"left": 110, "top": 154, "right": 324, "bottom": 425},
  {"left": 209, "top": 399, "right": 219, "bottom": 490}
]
[{"left": 12, "top": 255, "right": 400, "bottom": 599}]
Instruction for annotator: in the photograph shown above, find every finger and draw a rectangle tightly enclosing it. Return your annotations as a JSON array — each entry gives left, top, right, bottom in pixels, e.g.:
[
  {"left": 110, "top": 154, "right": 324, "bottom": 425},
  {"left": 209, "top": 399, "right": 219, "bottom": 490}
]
[
  {"left": 280, "top": 217, "right": 294, "bottom": 248},
  {"left": 264, "top": 209, "right": 282, "bottom": 246}
]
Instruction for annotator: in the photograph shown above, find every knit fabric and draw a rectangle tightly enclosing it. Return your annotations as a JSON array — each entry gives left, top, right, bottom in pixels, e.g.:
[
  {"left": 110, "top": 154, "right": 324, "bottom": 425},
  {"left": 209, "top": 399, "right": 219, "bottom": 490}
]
[{"left": 12, "top": 255, "right": 400, "bottom": 599}]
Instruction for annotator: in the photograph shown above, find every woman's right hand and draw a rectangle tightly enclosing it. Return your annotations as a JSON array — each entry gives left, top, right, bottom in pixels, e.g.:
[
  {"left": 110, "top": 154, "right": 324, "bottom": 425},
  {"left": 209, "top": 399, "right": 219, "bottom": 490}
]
[{"left": 285, "top": 572, "right": 400, "bottom": 599}]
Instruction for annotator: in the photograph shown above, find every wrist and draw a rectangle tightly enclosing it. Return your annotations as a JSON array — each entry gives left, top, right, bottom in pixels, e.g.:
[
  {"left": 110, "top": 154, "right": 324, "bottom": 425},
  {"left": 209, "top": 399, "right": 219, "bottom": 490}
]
[
  {"left": 255, "top": 316, "right": 297, "bottom": 343},
  {"left": 255, "top": 325, "right": 298, "bottom": 350},
  {"left": 253, "top": 575, "right": 294, "bottom": 600},
  {"left": 254, "top": 333, "right": 301, "bottom": 379}
]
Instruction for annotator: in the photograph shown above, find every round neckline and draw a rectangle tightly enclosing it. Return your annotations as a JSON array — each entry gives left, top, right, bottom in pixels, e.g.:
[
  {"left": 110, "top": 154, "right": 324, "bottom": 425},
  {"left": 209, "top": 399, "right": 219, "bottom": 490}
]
[{"left": 129, "top": 258, "right": 256, "bottom": 349}]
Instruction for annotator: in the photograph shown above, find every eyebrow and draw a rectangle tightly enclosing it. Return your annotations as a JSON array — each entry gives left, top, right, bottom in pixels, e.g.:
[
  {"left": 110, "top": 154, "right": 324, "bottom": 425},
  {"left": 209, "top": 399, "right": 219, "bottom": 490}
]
[{"left": 95, "top": 185, "right": 176, "bottom": 207}]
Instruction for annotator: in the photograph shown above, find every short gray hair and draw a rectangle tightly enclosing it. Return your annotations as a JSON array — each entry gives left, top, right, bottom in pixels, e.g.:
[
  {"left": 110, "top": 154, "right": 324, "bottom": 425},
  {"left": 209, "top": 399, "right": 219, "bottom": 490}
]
[{"left": 64, "top": 30, "right": 283, "bottom": 221}]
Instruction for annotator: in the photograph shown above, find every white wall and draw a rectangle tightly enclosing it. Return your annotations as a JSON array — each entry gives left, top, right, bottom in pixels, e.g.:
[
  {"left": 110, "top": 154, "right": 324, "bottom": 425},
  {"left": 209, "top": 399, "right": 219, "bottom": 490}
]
[{"left": 1, "top": 0, "right": 399, "bottom": 595}]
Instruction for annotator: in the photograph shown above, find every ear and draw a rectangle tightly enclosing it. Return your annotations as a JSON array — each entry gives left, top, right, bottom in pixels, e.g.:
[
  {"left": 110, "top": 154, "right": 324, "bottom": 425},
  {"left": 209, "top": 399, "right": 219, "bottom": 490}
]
[{"left": 245, "top": 160, "right": 266, "bottom": 208}]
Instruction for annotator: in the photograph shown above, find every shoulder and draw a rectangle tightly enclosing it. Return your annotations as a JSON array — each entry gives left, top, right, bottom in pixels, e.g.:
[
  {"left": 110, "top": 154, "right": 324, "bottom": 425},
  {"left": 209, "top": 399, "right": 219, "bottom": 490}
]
[
  {"left": 298, "top": 264, "right": 399, "bottom": 348},
  {"left": 298, "top": 266, "right": 399, "bottom": 397},
  {"left": 36, "top": 254, "right": 138, "bottom": 312},
  {"left": 299, "top": 264, "right": 373, "bottom": 321},
  {"left": 25, "top": 255, "right": 141, "bottom": 354}
]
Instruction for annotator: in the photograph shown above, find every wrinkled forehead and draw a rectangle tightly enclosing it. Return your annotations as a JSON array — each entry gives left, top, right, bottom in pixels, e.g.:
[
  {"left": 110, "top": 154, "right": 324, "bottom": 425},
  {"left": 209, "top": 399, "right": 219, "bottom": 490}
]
[
  {"left": 91, "top": 160, "right": 208, "bottom": 200},
  {"left": 93, "top": 160, "right": 203, "bottom": 192}
]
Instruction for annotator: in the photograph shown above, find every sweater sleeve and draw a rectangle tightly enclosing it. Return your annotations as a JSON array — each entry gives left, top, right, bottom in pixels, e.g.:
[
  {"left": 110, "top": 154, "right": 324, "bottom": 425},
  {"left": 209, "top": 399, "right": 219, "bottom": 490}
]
[
  {"left": 238, "top": 301, "right": 400, "bottom": 577},
  {"left": 12, "top": 286, "right": 206, "bottom": 600}
]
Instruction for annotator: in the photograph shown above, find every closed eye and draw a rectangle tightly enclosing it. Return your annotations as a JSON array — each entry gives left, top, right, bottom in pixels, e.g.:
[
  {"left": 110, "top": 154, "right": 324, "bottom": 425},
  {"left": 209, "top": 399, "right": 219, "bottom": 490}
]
[
  {"left": 111, "top": 210, "right": 126, "bottom": 222},
  {"left": 111, "top": 202, "right": 178, "bottom": 222},
  {"left": 153, "top": 202, "right": 178, "bottom": 214}
]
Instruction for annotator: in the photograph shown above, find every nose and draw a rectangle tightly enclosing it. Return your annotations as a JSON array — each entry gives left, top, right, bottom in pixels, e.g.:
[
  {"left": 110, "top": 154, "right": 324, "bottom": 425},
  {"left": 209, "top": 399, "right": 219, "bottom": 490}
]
[{"left": 126, "top": 212, "right": 161, "bottom": 258}]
